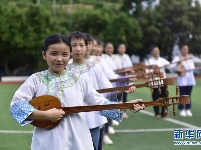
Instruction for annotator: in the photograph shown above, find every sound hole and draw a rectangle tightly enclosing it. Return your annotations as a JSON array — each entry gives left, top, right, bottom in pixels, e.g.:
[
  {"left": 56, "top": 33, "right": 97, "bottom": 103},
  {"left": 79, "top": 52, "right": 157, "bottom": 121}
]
[{"left": 45, "top": 104, "right": 49, "bottom": 106}]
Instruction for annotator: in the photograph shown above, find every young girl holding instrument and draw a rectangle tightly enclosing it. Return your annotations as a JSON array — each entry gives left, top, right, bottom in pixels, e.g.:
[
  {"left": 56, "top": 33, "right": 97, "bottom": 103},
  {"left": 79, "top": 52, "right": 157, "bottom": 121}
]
[
  {"left": 171, "top": 44, "right": 196, "bottom": 117},
  {"left": 10, "top": 34, "right": 144, "bottom": 150},
  {"left": 144, "top": 45, "right": 170, "bottom": 119},
  {"left": 67, "top": 31, "right": 136, "bottom": 150}
]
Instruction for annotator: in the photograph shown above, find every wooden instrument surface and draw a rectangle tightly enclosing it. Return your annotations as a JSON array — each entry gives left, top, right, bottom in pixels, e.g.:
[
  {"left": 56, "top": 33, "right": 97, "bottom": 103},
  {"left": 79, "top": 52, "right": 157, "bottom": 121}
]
[{"left": 29, "top": 94, "right": 189, "bottom": 129}]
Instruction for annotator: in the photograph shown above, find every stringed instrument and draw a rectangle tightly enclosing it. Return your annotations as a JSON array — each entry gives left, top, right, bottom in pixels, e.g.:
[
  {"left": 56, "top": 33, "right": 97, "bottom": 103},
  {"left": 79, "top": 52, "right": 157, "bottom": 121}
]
[
  {"left": 174, "top": 54, "right": 201, "bottom": 75},
  {"left": 98, "top": 78, "right": 174, "bottom": 93},
  {"left": 115, "top": 63, "right": 146, "bottom": 73},
  {"left": 29, "top": 92, "right": 190, "bottom": 129},
  {"left": 115, "top": 57, "right": 193, "bottom": 73},
  {"left": 176, "top": 67, "right": 201, "bottom": 76},
  {"left": 109, "top": 71, "right": 164, "bottom": 83}
]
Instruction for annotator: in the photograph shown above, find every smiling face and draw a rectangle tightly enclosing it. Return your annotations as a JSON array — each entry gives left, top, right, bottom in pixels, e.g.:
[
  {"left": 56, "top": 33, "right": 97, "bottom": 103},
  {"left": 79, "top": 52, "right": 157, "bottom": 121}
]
[
  {"left": 105, "top": 43, "right": 114, "bottom": 56},
  {"left": 96, "top": 44, "right": 104, "bottom": 56},
  {"left": 70, "top": 38, "right": 86, "bottom": 63},
  {"left": 118, "top": 44, "right": 126, "bottom": 55},
  {"left": 181, "top": 45, "right": 189, "bottom": 57},
  {"left": 86, "top": 40, "right": 93, "bottom": 56},
  {"left": 151, "top": 47, "right": 160, "bottom": 59},
  {"left": 42, "top": 42, "right": 70, "bottom": 75},
  {"left": 90, "top": 39, "right": 98, "bottom": 55}
]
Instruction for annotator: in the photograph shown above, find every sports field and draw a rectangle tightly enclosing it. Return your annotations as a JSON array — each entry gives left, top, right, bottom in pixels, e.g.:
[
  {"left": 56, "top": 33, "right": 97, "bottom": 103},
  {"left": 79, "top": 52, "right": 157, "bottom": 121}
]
[{"left": 0, "top": 79, "right": 200, "bottom": 150}]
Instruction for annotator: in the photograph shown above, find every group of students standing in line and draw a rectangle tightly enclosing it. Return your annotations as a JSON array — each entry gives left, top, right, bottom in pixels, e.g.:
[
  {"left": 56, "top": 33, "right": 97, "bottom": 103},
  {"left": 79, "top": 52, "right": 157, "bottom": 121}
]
[
  {"left": 145, "top": 44, "right": 195, "bottom": 119},
  {"left": 10, "top": 31, "right": 195, "bottom": 150},
  {"left": 10, "top": 31, "right": 144, "bottom": 150}
]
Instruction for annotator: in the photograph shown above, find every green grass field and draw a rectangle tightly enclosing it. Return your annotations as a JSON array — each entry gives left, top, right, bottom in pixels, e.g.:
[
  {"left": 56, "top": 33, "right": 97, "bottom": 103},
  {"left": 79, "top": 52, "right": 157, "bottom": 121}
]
[{"left": 0, "top": 80, "right": 201, "bottom": 150}]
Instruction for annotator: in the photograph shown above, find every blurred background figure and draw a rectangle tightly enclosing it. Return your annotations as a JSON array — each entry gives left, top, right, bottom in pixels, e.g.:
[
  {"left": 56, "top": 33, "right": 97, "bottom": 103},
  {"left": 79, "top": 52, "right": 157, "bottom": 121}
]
[
  {"left": 144, "top": 45, "right": 170, "bottom": 119},
  {"left": 171, "top": 44, "right": 196, "bottom": 117}
]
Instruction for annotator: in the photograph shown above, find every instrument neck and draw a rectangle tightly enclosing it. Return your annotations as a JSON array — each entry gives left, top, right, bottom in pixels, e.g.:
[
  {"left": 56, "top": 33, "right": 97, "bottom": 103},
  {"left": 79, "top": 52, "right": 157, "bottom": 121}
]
[{"left": 61, "top": 101, "right": 164, "bottom": 115}]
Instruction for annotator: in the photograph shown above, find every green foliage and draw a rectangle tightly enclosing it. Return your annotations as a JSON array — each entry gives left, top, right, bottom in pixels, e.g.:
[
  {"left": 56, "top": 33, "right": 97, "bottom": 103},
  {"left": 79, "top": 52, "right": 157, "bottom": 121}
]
[
  {"left": 0, "top": 1, "right": 143, "bottom": 74},
  {"left": 188, "top": 1, "right": 201, "bottom": 54},
  {"left": 71, "top": 3, "right": 143, "bottom": 52},
  {"left": 157, "top": 0, "right": 194, "bottom": 43},
  {"left": 1, "top": 0, "right": 201, "bottom": 74},
  {"left": 120, "top": 0, "right": 201, "bottom": 59},
  {"left": 0, "top": 2, "right": 57, "bottom": 75}
]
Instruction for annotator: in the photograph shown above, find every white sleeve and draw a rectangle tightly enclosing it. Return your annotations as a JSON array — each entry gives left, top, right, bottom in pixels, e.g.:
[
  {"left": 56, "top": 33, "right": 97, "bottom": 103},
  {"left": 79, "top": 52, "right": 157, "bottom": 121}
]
[
  {"left": 81, "top": 77, "right": 106, "bottom": 105},
  {"left": 81, "top": 77, "right": 123, "bottom": 122},
  {"left": 189, "top": 59, "right": 195, "bottom": 70},
  {"left": 144, "top": 59, "right": 153, "bottom": 73},
  {"left": 163, "top": 58, "right": 170, "bottom": 65},
  {"left": 170, "top": 56, "right": 180, "bottom": 68},
  {"left": 10, "top": 74, "right": 40, "bottom": 126},
  {"left": 95, "top": 66, "right": 113, "bottom": 89},
  {"left": 11, "top": 74, "right": 40, "bottom": 106},
  {"left": 162, "top": 58, "right": 171, "bottom": 69},
  {"left": 94, "top": 66, "right": 118, "bottom": 99},
  {"left": 98, "top": 59, "right": 119, "bottom": 79},
  {"left": 125, "top": 54, "right": 133, "bottom": 67},
  {"left": 104, "top": 55, "right": 116, "bottom": 71}
]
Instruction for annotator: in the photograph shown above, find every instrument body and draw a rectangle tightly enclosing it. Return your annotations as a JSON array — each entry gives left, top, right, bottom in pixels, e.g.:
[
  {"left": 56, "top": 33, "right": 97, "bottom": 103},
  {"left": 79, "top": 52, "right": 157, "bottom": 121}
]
[
  {"left": 29, "top": 95, "right": 61, "bottom": 129},
  {"left": 176, "top": 61, "right": 186, "bottom": 76}
]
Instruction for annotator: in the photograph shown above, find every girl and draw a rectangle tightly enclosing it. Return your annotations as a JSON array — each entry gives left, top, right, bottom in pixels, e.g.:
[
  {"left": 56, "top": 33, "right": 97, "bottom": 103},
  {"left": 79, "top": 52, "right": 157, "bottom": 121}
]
[
  {"left": 104, "top": 42, "right": 122, "bottom": 71},
  {"left": 144, "top": 45, "right": 170, "bottom": 119},
  {"left": 10, "top": 34, "right": 144, "bottom": 150},
  {"left": 67, "top": 31, "right": 136, "bottom": 150},
  {"left": 95, "top": 38, "right": 116, "bottom": 71},
  {"left": 171, "top": 44, "right": 196, "bottom": 117},
  {"left": 116, "top": 44, "right": 133, "bottom": 69}
]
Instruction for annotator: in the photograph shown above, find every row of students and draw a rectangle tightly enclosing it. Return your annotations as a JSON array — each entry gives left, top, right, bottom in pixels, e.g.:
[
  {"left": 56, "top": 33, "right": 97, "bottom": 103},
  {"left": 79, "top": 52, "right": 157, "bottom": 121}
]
[
  {"left": 86, "top": 35, "right": 137, "bottom": 147},
  {"left": 67, "top": 32, "right": 136, "bottom": 149},
  {"left": 144, "top": 45, "right": 171, "bottom": 119},
  {"left": 10, "top": 33, "right": 145, "bottom": 150},
  {"left": 90, "top": 37, "right": 136, "bottom": 145},
  {"left": 171, "top": 45, "right": 195, "bottom": 117},
  {"left": 144, "top": 44, "right": 195, "bottom": 118}
]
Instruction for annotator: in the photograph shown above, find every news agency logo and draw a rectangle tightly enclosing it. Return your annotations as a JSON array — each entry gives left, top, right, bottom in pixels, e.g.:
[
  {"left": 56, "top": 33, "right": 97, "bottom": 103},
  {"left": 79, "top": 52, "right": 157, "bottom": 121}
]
[{"left": 173, "top": 129, "right": 201, "bottom": 145}]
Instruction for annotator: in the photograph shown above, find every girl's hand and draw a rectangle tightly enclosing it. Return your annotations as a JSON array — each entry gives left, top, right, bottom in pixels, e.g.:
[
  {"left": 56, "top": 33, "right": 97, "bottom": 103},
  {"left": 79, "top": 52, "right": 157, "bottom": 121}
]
[
  {"left": 128, "top": 99, "right": 145, "bottom": 113},
  {"left": 46, "top": 108, "right": 65, "bottom": 122},
  {"left": 127, "top": 75, "right": 137, "bottom": 82},
  {"left": 125, "top": 86, "right": 136, "bottom": 93}
]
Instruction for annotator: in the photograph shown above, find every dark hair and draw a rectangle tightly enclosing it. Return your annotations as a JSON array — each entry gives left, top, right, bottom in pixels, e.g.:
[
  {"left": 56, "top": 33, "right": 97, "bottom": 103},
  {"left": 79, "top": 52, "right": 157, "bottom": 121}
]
[
  {"left": 117, "top": 43, "right": 126, "bottom": 49},
  {"left": 95, "top": 38, "right": 104, "bottom": 46},
  {"left": 68, "top": 31, "right": 88, "bottom": 46},
  {"left": 104, "top": 42, "right": 113, "bottom": 48},
  {"left": 179, "top": 44, "right": 188, "bottom": 50},
  {"left": 43, "top": 34, "right": 70, "bottom": 52},
  {"left": 83, "top": 33, "right": 93, "bottom": 43},
  {"left": 149, "top": 45, "right": 158, "bottom": 53}
]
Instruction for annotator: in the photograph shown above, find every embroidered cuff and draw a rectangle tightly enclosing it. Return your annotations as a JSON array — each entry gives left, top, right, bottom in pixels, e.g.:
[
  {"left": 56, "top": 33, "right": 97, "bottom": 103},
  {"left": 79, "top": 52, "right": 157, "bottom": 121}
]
[
  {"left": 99, "top": 99, "right": 123, "bottom": 122},
  {"left": 11, "top": 100, "right": 36, "bottom": 126}
]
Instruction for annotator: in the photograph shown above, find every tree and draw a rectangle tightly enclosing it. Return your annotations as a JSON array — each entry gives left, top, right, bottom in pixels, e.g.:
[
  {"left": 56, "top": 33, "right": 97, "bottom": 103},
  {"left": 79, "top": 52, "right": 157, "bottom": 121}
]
[
  {"left": 188, "top": 0, "right": 201, "bottom": 54},
  {"left": 71, "top": 3, "right": 143, "bottom": 54},
  {"left": 120, "top": 0, "right": 201, "bottom": 60},
  {"left": 0, "top": 2, "right": 57, "bottom": 75}
]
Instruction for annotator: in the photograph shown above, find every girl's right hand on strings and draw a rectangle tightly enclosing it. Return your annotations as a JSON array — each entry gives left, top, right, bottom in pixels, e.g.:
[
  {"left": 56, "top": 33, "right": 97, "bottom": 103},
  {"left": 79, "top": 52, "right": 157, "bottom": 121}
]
[{"left": 46, "top": 108, "right": 65, "bottom": 122}]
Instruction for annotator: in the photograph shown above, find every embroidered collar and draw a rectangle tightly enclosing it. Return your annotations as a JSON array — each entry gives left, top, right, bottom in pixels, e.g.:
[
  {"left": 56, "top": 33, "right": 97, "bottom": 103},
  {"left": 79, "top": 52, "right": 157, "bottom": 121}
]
[
  {"left": 86, "top": 56, "right": 101, "bottom": 64},
  {"left": 35, "top": 70, "right": 80, "bottom": 100},
  {"left": 66, "top": 61, "right": 95, "bottom": 75}
]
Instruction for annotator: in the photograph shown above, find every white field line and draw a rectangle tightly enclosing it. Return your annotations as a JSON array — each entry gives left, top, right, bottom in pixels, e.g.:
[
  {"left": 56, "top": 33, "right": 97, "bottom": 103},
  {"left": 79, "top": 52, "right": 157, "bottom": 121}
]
[
  {"left": 140, "top": 110, "right": 200, "bottom": 129},
  {"left": 1, "top": 110, "right": 200, "bottom": 134},
  {"left": 0, "top": 130, "right": 33, "bottom": 134},
  {"left": 0, "top": 128, "right": 195, "bottom": 134},
  {"left": 115, "top": 128, "right": 185, "bottom": 133}
]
